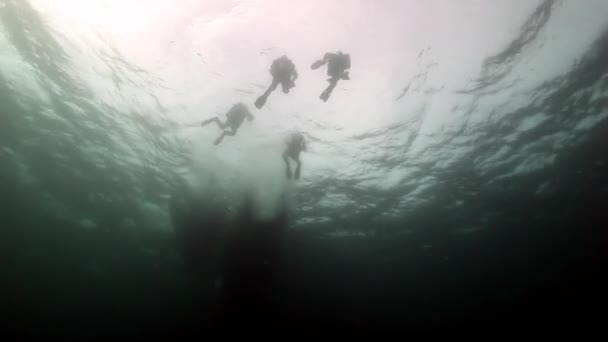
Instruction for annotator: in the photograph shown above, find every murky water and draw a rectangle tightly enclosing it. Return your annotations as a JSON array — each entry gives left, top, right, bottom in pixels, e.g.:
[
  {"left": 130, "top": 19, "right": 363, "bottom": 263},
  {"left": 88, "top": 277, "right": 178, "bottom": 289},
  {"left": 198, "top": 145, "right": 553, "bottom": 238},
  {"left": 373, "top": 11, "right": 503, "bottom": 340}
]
[{"left": 1, "top": 0, "right": 607, "bottom": 336}]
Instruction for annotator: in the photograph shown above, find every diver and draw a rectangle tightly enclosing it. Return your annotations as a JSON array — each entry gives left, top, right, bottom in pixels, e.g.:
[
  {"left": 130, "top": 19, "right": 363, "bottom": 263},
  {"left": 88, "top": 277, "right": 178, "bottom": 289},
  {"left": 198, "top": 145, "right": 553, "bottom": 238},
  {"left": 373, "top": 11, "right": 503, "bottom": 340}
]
[
  {"left": 282, "top": 132, "right": 307, "bottom": 180},
  {"left": 310, "top": 50, "right": 351, "bottom": 102},
  {"left": 255, "top": 55, "right": 298, "bottom": 109},
  {"left": 201, "top": 102, "right": 254, "bottom": 145}
]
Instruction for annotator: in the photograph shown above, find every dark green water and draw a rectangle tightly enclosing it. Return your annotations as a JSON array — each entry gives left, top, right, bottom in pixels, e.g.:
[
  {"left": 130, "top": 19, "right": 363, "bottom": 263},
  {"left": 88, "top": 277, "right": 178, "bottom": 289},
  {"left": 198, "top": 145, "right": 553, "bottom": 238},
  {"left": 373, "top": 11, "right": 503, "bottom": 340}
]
[{"left": 1, "top": 0, "right": 607, "bottom": 337}]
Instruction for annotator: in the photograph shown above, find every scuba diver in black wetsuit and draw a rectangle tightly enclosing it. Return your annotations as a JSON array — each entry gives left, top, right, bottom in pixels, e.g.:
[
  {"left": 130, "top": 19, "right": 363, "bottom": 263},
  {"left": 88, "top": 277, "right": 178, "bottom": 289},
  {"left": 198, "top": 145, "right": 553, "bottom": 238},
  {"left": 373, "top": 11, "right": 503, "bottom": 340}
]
[
  {"left": 311, "top": 50, "right": 351, "bottom": 102},
  {"left": 201, "top": 102, "right": 254, "bottom": 145},
  {"left": 255, "top": 55, "right": 298, "bottom": 109},
  {"left": 282, "top": 132, "right": 307, "bottom": 180}
]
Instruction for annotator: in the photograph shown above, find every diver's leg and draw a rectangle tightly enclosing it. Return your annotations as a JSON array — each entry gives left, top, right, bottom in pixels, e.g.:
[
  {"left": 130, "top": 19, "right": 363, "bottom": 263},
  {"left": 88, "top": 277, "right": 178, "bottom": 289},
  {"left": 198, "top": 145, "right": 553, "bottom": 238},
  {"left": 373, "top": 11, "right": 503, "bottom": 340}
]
[
  {"left": 214, "top": 127, "right": 238, "bottom": 145},
  {"left": 214, "top": 132, "right": 226, "bottom": 145},
  {"left": 213, "top": 132, "right": 227, "bottom": 145},
  {"left": 282, "top": 152, "right": 291, "bottom": 179},
  {"left": 281, "top": 76, "right": 295, "bottom": 94},
  {"left": 223, "top": 129, "right": 238, "bottom": 137},
  {"left": 320, "top": 77, "right": 339, "bottom": 101},
  {"left": 294, "top": 156, "right": 302, "bottom": 180},
  {"left": 263, "top": 78, "right": 280, "bottom": 97},
  {"left": 201, "top": 117, "right": 226, "bottom": 129},
  {"left": 255, "top": 79, "right": 280, "bottom": 109},
  {"left": 281, "top": 80, "right": 290, "bottom": 94}
]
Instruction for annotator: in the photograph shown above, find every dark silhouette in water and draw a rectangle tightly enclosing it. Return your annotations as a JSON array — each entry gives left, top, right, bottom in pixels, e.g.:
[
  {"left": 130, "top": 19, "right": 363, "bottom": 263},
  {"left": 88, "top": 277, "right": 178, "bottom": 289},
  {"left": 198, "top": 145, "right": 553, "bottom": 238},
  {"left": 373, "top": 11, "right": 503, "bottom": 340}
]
[
  {"left": 283, "top": 132, "right": 307, "bottom": 180},
  {"left": 169, "top": 189, "right": 289, "bottom": 331},
  {"left": 216, "top": 199, "right": 287, "bottom": 324},
  {"left": 200, "top": 102, "right": 254, "bottom": 145},
  {"left": 255, "top": 55, "right": 298, "bottom": 109},
  {"left": 311, "top": 51, "right": 351, "bottom": 101}
]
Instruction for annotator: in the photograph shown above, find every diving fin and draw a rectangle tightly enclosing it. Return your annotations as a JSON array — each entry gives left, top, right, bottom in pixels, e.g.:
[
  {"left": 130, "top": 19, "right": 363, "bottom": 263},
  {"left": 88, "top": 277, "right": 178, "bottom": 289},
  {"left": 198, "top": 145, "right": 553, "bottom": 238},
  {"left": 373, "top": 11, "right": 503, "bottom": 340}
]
[
  {"left": 254, "top": 95, "right": 267, "bottom": 109},
  {"left": 214, "top": 134, "right": 225, "bottom": 146},
  {"left": 320, "top": 90, "right": 330, "bottom": 102}
]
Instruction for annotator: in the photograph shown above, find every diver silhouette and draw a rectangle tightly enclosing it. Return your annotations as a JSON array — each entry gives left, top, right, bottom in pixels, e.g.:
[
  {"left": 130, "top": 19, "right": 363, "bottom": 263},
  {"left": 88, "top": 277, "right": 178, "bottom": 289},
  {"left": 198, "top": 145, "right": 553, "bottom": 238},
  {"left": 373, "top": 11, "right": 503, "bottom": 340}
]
[
  {"left": 283, "top": 132, "right": 307, "bottom": 180},
  {"left": 255, "top": 55, "right": 298, "bottom": 109},
  {"left": 311, "top": 51, "right": 351, "bottom": 102},
  {"left": 201, "top": 102, "right": 254, "bottom": 145}
]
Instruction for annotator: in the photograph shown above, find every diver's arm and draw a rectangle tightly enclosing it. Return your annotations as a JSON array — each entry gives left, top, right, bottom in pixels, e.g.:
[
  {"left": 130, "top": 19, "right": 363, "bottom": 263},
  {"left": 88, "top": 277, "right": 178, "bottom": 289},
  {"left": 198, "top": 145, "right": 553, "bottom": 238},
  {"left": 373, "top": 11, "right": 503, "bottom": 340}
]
[{"left": 311, "top": 54, "right": 332, "bottom": 70}]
